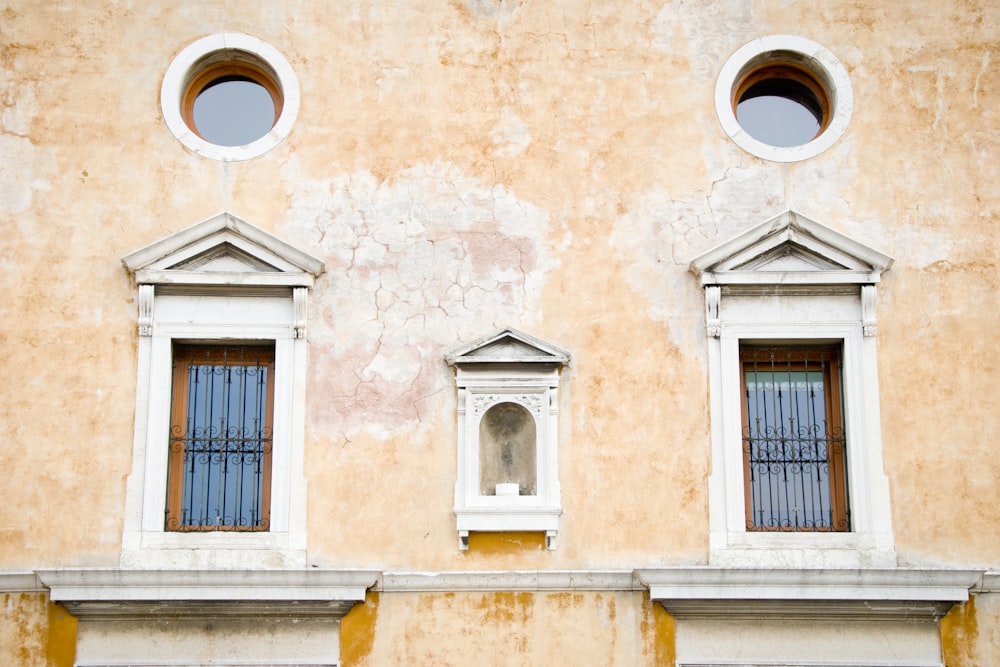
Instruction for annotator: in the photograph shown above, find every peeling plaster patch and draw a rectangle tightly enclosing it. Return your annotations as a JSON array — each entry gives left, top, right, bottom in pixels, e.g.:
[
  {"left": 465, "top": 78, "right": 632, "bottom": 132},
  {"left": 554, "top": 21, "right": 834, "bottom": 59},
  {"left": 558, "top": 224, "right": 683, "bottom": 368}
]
[
  {"left": 651, "top": 0, "right": 758, "bottom": 80},
  {"left": 490, "top": 106, "right": 531, "bottom": 158},
  {"left": 0, "top": 134, "right": 46, "bottom": 214},
  {"left": 462, "top": 0, "right": 522, "bottom": 25},
  {"left": 0, "top": 77, "right": 49, "bottom": 216},
  {"left": 285, "top": 162, "right": 554, "bottom": 437},
  {"left": 610, "top": 162, "right": 787, "bottom": 350}
]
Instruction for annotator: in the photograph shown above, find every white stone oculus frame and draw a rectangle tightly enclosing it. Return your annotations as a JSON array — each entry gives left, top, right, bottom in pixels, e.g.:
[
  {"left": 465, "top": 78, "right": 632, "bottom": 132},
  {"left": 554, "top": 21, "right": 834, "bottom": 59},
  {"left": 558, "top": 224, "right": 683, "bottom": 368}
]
[{"left": 446, "top": 328, "right": 569, "bottom": 550}]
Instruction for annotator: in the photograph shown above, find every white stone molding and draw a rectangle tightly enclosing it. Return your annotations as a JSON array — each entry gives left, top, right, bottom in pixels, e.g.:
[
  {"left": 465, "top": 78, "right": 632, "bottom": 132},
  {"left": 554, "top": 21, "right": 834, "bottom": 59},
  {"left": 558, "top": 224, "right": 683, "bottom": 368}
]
[
  {"left": 974, "top": 571, "right": 1000, "bottom": 593},
  {"left": 446, "top": 328, "right": 570, "bottom": 550},
  {"left": 294, "top": 286, "right": 308, "bottom": 339},
  {"left": 120, "top": 212, "right": 324, "bottom": 569},
  {"left": 137, "top": 284, "right": 154, "bottom": 337},
  {"left": 0, "top": 571, "right": 44, "bottom": 592},
  {"left": 862, "top": 283, "right": 879, "bottom": 336},
  {"left": 39, "top": 569, "right": 374, "bottom": 667},
  {"left": 39, "top": 569, "right": 376, "bottom": 618},
  {"left": 715, "top": 35, "right": 854, "bottom": 163},
  {"left": 705, "top": 285, "right": 721, "bottom": 337},
  {"left": 639, "top": 567, "right": 980, "bottom": 620},
  {"left": 378, "top": 570, "right": 641, "bottom": 593},
  {"left": 689, "top": 211, "right": 895, "bottom": 568},
  {"left": 643, "top": 567, "right": 979, "bottom": 667},
  {"left": 161, "top": 33, "right": 301, "bottom": 162}
]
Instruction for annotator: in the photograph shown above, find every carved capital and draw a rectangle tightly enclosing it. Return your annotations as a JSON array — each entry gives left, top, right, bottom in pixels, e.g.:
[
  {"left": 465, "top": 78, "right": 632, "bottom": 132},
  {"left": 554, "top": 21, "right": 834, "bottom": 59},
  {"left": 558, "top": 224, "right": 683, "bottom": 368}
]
[
  {"left": 705, "top": 285, "right": 721, "bottom": 338},
  {"left": 472, "top": 393, "right": 544, "bottom": 417},
  {"left": 861, "top": 285, "right": 877, "bottom": 337},
  {"left": 293, "top": 287, "right": 307, "bottom": 339},
  {"left": 138, "top": 284, "right": 154, "bottom": 337}
]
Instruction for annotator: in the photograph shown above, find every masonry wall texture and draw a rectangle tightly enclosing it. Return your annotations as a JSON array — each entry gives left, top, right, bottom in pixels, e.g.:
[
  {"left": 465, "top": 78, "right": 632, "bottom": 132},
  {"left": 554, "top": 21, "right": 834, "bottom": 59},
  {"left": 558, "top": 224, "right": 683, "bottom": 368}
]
[{"left": 1, "top": 0, "right": 998, "bottom": 665}]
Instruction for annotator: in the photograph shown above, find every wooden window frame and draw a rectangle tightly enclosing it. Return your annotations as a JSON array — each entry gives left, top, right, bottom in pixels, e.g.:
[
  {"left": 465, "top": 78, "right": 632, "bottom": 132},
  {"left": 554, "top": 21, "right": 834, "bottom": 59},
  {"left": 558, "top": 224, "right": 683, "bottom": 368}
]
[
  {"left": 732, "top": 60, "right": 833, "bottom": 136},
  {"left": 740, "top": 344, "right": 849, "bottom": 532},
  {"left": 181, "top": 59, "right": 283, "bottom": 142},
  {"left": 167, "top": 344, "right": 275, "bottom": 532}
]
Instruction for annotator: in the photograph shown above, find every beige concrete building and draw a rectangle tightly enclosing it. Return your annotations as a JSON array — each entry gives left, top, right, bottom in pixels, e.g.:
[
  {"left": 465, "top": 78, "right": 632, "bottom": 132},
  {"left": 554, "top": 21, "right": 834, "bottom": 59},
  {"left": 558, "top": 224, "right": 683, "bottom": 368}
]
[{"left": 1, "top": 1, "right": 998, "bottom": 665}]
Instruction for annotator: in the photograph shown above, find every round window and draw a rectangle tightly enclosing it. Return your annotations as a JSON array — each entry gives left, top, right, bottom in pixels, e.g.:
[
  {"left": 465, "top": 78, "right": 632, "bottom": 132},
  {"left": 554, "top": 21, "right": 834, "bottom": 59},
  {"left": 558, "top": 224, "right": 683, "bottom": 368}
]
[
  {"left": 715, "top": 36, "right": 852, "bottom": 162},
  {"left": 182, "top": 60, "right": 282, "bottom": 147},
  {"left": 162, "top": 34, "right": 299, "bottom": 161}
]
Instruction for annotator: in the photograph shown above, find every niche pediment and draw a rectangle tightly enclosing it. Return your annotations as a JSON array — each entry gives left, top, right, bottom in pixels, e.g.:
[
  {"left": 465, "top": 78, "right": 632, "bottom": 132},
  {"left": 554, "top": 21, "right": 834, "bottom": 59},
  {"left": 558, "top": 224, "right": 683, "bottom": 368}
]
[
  {"left": 446, "top": 327, "right": 570, "bottom": 367},
  {"left": 689, "top": 210, "right": 892, "bottom": 287},
  {"left": 122, "top": 211, "right": 324, "bottom": 288}
]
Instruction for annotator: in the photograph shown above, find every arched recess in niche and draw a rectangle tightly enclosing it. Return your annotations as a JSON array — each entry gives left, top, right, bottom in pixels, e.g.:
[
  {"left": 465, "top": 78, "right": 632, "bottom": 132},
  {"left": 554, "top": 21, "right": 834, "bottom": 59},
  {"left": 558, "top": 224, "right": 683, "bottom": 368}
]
[{"left": 479, "top": 402, "right": 537, "bottom": 496}]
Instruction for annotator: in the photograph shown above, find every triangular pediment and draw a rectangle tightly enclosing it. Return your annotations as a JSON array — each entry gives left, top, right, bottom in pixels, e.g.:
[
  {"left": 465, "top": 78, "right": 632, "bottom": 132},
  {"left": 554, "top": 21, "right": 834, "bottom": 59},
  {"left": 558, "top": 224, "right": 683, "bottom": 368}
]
[
  {"left": 446, "top": 328, "right": 570, "bottom": 366},
  {"left": 122, "top": 212, "right": 324, "bottom": 287},
  {"left": 689, "top": 210, "right": 892, "bottom": 286}
]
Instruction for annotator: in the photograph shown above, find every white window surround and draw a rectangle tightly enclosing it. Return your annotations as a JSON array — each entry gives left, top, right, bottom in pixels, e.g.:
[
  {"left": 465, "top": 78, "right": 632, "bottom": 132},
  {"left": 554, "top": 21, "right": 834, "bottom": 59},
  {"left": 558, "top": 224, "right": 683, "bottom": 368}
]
[
  {"left": 161, "top": 32, "right": 300, "bottom": 161},
  {"left": 715, "top": 35, "right": 854, "bottom": 163},
  {"left": 39, "top": 568, "right": 377, "bottom": 667},
  {"left": 446, "top": 328, "right": 570, "bottom": 550},
  {"left": 690, "top": 210, "right": 895, "bottom": 568},
  {"left": 121, "top": 212, "right": 324, "bottom": 568},
  {"left": 639, "top": 567, "right": 982, "bottom": 667}
]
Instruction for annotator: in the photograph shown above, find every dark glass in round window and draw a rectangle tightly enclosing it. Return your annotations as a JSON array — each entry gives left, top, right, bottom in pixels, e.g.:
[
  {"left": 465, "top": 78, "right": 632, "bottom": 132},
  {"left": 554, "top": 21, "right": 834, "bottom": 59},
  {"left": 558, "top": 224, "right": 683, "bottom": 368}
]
[
  {"left": 735, "top": 69, "right": 828, "bottom": 148},
  {"left": 192, "top": 76, "right": 277, "bottom": 147}
]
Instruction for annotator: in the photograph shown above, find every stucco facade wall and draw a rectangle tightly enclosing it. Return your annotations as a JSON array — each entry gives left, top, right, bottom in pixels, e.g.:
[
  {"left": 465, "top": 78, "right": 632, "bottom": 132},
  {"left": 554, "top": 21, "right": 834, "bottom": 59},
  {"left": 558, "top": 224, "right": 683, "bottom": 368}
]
[
  {"left": 1, "top": 0, "right": 999, "bottom": 664},
  {"left": 340, "top": 590, "right": 674, "bottom": 667}
]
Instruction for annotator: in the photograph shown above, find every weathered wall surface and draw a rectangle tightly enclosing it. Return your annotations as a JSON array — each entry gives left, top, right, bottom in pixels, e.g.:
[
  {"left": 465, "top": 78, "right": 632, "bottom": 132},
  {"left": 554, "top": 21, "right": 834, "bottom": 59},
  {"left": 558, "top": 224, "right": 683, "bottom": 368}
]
[
  {"left": 1, "top": 0, "right": 999, "bottom": 662},
  {"left": 0, "top": 592, "right": 76, "bottom": 667},
  {"left": 340, "top": 590, "right": 674, "bottom": 666}
]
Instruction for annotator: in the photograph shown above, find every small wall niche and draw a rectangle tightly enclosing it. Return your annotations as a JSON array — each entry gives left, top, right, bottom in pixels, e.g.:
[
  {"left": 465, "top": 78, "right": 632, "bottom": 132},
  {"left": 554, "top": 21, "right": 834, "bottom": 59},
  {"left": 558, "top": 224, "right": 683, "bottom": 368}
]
[
  {"left": 480, "top": 402, "right": 537, "bottom": 497},
  {"left": 446, "top": 328, "right": 570, "bottom": 550}
]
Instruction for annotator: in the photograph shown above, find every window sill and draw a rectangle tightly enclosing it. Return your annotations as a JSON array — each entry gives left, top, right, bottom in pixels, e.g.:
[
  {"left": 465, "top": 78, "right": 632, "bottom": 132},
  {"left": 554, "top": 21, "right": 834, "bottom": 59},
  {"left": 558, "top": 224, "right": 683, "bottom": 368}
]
[
  {"left": 121, "top": 529, "right": 306, "bottom": 569},
  {"left": 455, "top": 507, "right": 560, "bottom": 550},
  {"left": 710, "top": 531, "right": 897, "bottom": 568}
]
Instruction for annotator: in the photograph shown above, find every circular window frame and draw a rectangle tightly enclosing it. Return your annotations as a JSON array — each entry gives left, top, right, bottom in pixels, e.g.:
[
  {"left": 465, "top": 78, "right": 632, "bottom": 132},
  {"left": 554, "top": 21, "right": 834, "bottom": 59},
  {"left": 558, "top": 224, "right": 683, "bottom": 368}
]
[
  {"left": 161, "top": 33, "right": 300, "bottom": 161},
  {"left": 715, "top": 35, "right": 853, "bottom": 162}
]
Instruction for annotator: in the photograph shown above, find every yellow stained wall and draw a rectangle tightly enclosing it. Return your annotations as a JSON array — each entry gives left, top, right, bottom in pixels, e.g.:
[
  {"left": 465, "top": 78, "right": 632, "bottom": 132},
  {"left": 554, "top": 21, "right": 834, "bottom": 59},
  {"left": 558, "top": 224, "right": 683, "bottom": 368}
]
[
  {"left": 341, "top": 590, "right": 674, "bottom": 667},
  {"left": 0, "top": 593, "right": 76, "bottom": 667},
  {"left": 0, "top": 0, "right": 999, "bottom": 662},
  {"left": 942, "top": 593, "right": 1000, "bottom": 667}
]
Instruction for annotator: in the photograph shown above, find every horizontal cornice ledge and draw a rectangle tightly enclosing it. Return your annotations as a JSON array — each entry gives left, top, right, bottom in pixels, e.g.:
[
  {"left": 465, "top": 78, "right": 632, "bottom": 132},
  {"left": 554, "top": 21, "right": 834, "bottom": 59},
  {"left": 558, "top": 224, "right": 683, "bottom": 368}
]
[
  {"left": 378, "top": 570, "right": 641, "bottom": 593},
  {"left": 973, "top": 571, "right": 1000, "bottom": 593},
  {"left": 698, "top": 270, "right": 881, "bottom": 287},
  {"left": 637, "top": 567, "right": 982, "bottom": 621},
  {"left": 0, "top": 571, "right": 44, "bottom": 592},
  {"left": 135, "top": 269, "right": 316, "bottom": 288},
  {"left": 37, "top": 569, "right": 378, "bottom": 619}
]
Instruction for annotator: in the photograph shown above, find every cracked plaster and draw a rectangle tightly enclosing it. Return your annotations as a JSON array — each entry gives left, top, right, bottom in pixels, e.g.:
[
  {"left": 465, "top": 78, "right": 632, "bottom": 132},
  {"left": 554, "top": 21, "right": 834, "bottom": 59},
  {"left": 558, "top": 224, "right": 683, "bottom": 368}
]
[{"left": 284, "top": 161, "right": 555, "bottom": 438}]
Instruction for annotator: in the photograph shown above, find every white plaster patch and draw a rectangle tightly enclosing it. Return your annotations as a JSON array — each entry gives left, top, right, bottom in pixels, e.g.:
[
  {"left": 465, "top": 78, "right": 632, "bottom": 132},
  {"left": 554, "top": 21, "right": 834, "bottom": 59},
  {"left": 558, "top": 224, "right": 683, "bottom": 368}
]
[
  {"left": 490, "top": 106, "right": 531, "bottom": 157},
  {"left": 284, "top": 161, "right": 555, "bottom": 437},
  {"left": 0, "top": 76, "right": 49, "bottom": 216},
  {"left": 0, "top": 134, "right": 47, "bottom": 215},
  {"left": 651, "top": 0, "right": 758, "bottom": 81}
]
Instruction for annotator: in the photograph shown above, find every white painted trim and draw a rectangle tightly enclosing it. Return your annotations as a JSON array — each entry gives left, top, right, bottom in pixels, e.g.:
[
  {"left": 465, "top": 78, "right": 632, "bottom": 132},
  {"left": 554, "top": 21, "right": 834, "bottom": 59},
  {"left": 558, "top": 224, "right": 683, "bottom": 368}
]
[
  {"left": 448, "top": 330, "right": 569, "bottom": 550},
  {"left": 639, "top": 567, "right": 979, "bottom": 607},
  {"left": 122, "top": 211, "right": 325, "bottom": 279},
  {"left": 707, "top": 320, "right": 895, "bottom": 567},
  {"left": 161, "top": 33, "right": 300, "bottom": 161},
  {"left": 121, "top": 219, "right": 321, "bottom": 568},
  {"left": 378, "top": 570, "right": 640, "bottom": 592},
  {"left": 691, "top": 212, "right": 895, "bottom": 567},
  {"left": 39, "top": 569, "right": 375, "bottom": 606},
  {"left": 690, "top": 211, "right": 893, "bottom": 281},
  {"left": 0, "top": 572, "right": 43, "bottom": 592},
  {"left": 715, "top": 35, "right": 854, "bottom": 162}
]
